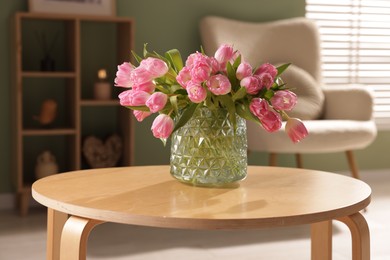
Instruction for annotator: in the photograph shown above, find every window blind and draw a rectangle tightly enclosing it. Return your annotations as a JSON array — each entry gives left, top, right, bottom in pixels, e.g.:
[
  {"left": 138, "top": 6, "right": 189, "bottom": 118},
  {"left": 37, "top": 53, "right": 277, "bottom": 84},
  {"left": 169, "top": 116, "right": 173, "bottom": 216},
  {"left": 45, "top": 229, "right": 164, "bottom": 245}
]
[{"left": 306, "top": 0, "right": 390, "bottom": 129}]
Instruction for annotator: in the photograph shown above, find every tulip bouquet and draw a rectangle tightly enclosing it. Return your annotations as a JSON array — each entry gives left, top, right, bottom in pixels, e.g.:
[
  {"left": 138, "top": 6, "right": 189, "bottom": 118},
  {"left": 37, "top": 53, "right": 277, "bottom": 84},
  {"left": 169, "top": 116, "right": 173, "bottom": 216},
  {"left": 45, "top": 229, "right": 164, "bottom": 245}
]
[{"left": 114, "top": 44, "right": 308, "bottom": 144}]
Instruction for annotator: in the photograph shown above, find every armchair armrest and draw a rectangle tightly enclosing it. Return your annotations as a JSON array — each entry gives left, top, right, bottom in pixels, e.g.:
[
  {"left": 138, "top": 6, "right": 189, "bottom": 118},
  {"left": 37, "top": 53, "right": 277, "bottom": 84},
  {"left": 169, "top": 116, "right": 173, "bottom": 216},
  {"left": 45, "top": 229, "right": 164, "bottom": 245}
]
[{"left": 322, "top": 85, "right": 374, "bottom": 121}]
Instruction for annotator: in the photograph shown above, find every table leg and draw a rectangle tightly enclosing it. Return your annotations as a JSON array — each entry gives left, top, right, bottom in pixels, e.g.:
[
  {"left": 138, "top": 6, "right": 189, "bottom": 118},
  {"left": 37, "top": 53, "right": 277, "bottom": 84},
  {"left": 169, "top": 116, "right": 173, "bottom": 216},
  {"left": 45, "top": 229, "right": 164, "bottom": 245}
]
[
  {"left": 47, "top": 208, "right": 68, "bottom": 260},
  {"left": 59, "top": 216, "right": 103, "bottom": 260},
  {"left": 337, "top": 213, "right": 370, "bottom": 260},
  {"left": 311, "top": 220, "right": 332, "bottom": 260}
]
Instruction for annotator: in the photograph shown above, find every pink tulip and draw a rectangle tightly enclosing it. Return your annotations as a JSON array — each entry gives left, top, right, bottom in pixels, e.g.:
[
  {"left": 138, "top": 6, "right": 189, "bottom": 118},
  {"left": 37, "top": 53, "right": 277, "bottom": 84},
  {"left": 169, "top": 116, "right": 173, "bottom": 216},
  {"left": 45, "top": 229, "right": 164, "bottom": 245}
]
[
  {"left": 250, "top": 98, "right": 282, "bottom": 132},
  {"left": 214, "top": 44, "right": 234, "bottom": 65},
  {"left": 132, "top": 81, "right": 156, "bottom": 93},
  {"left": 257, "top": 73, "right": 274, "bottom": 89},
  {"left": 254, "top": 63, "right": 278, "bottom": 78},
  {"left": 249, "top": 98, "right": 269, "bottom": 118},
  {"left": 130, "top": 67, "right": 154, "bottom": 85},
  {"left": 151, "top": 114, "right": 174, "bottom": 139},
  {"left": 206, "top": 74, "right": 232, "bottom": 95},
  {"left": 140, "top": 57, "right": 169, "bottom": 78},
  {"left": 146, "top": 92, "right": 168, "bottom": 113},
  {"left": 176, "top": 66, "right": 192, "bottom": 89},
  {"left": 118, "top": 90, "right": 150, "bottom": 106},
  {"left": 236, "top": 61, "right": 252, "bottom": 80},
  {"left": 133, "top": 110, "right": 151, "bottom": 122},
  {"left": 240, "top": 76, "right": 261, "bottom": 95},
  {"left": 185, "top": 52, "right": 209, "bottom": 68},
  {"left": 209, "top": 57, "right": 221, "bottom": 73},
  {"left": 114, "top": 62, "right": 134, "bottom": 88},
  {"left": 190, "top": 62, "right": 212, "bottom": 83},
  {"left": 271, "top": 90, "right": 298, "bottom": 111},
  {"left": 260, "top": 110, "right": 282, "bottom": 132},
  {"left": 285, "top": 118, "right": 308, "bottom": 143},
  {"left": 187, "top": 82, "right": 207, "bottom": 103}
]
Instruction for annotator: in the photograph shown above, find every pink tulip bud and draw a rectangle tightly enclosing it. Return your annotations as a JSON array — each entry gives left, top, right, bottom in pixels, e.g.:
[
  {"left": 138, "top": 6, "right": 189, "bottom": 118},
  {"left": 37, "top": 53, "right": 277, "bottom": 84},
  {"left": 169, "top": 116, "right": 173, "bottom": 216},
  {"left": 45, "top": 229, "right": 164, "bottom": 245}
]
[
  {"left": 133, "top": 110, "right": 151, "bottom": 122},
  {"left": 206, "top": 74, "right": 232, "bottom": 95},
  {"left": 132, "top": 81, "right": 156, "bottom": 93},
  {"left": 176, "top": 66, "right": 192, "bottom": 89},
  {"left": 254, "top": 63, "right": 278, "bottom": 78},
  {"left": 240, "top": 76, "right": 261, "bottom": 95},
  {"left": 249, "top": 98, "right": 269, "bottom": 118},
  {"left": 130, "top": 67, "right": 154, "bottom": 85},
  {"left": 140, "top": 57, "right": 169, "bottom": 78},
  {"left": 257, "top": 73, "right": 274, "bottom": 89},
  {"left": 187, "top": 82, "right": 207, "bottom": 103},
  {"left": 114, "top": 62, "right": 134, "bottom": 88},
  {"left": 250, "top": 98, "right": 282, "bottom": 132},
  {"left": 151, "top": 114, "right": 174, "bottom": 139},
  {"left": 190, "top": 62, "right": 212, "bottom": 83},
  {"left": 209, "top": 57, "right": 221, "bottom": 73},
  {"left": 214, "top": 44, "right": 234, "bottom": 64},
  {"left": 185, "top": 52, "right": 211, "bottom": 69},
  {"left": 259, "top": 110, "right": 282, "bottom": 133},
  {"left": 271, "top": 90, "right": 298, "bottom": 111},
  {"left": 118, "top": 90, "right": 150, "bottom": 106},
  {"left": 285, "top": 118, "right": 308, "bottom": 143},
  {"left": 236, "top": 61, "right": 252, "bottom": 80},
  {"left": 146, "top": 92, "right": 168, "bottom": 113}
]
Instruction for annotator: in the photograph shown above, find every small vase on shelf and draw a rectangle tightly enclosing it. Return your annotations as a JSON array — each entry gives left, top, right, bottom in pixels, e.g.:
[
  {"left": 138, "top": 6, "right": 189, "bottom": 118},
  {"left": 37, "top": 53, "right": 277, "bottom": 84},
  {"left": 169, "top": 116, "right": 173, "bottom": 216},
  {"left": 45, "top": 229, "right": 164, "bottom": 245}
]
[
  {"left": 35, "top": 150, "right": 59, "bottom": 180},
  {"left": 40, "top": 55, "right": 55, "bottom": 71}
]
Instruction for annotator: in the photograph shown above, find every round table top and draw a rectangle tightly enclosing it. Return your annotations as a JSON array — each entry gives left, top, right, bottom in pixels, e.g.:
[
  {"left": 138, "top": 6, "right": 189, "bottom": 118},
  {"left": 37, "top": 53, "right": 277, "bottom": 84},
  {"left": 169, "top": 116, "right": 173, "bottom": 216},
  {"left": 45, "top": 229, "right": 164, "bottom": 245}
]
[{"left": 32, "top": 165, "right": 371, "bottom": 230}]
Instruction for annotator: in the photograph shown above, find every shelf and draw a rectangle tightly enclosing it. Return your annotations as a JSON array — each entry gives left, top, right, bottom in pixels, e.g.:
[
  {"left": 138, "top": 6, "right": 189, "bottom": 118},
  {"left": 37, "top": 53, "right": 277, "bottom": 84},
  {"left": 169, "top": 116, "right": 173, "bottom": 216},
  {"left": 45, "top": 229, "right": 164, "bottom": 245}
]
[
  {"left": 13, "top": 12, "right": 134, "bottom": 216},
  {"left": 80, "top": 99, "right": 119, "bottom": 106},
  {"left": 22, "top": 71, "right": 76, "bottom": 78},
  {"left": 17, "top": 11, "right": 134, "bottom": 23},
  {"left": 22, "top": 128, "right": 77, "bottom": 136}
]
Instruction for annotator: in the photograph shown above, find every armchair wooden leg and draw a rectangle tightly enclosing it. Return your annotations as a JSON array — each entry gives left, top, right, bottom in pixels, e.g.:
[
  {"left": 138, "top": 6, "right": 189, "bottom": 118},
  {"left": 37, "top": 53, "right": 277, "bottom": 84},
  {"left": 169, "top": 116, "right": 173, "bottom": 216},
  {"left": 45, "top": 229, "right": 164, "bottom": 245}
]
[
  {"left": 269, "top": 153, "right": 277, "bottom": 166},
  {"left": 346, "top": 150, "right": 360, "bottom": 179},
  {"left": 295, "top": 153, "right": 303, "bottom": 168}
]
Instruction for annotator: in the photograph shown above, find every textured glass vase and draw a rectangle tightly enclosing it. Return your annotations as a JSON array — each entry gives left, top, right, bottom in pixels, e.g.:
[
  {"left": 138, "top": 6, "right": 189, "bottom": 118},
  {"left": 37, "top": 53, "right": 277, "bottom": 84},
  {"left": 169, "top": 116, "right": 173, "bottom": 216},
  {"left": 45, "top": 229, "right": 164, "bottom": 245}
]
[{"left": 170, "top": 107, "right": 247, "bottom": 186}]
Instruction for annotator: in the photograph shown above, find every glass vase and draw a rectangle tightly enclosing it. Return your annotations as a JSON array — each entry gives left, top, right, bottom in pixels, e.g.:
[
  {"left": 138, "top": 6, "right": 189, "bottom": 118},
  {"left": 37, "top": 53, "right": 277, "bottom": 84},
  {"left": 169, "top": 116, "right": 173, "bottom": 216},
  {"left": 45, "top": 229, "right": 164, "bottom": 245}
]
[{"left": 170, "top": 107, "right": 247, "bottom": 187}]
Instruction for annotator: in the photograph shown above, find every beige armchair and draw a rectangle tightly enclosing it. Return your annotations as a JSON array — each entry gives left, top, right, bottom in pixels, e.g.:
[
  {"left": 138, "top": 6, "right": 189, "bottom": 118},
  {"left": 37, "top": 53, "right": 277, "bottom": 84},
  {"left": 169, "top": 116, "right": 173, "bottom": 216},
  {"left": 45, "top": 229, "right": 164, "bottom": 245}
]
[{"left": 199, "top": 16, "right": 377, "bottom": 179}]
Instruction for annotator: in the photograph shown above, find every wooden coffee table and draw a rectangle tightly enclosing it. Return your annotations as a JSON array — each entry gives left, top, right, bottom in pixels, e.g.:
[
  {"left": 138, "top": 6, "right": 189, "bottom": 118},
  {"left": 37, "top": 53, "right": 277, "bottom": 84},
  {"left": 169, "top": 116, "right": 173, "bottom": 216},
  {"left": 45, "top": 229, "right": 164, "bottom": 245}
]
[{"left": 32, "top": 165, "right": 371, "bottom": 260}]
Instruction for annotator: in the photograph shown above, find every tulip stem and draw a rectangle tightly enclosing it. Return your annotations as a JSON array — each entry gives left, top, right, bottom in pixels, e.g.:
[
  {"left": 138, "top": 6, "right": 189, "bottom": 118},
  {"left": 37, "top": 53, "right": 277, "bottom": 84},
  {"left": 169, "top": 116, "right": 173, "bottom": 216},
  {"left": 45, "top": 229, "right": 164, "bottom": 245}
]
[{"left": 280, "top": 110, "right": 291, "bottom": 121}]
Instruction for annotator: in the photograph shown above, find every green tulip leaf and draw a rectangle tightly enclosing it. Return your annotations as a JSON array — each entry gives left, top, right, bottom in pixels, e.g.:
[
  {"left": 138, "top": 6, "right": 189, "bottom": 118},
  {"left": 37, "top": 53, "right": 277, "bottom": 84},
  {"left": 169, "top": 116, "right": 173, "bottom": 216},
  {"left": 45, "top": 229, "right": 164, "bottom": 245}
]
[
  {"left": 232, "top": 87, "right": 247, "bottom": 101},
  {"left": 276, "top": 63, "right": 291, "bottom": 77},
  {"left": 126, "top": 105, "right": 150, "bottom": 112},
  {"left": 165, "top": 49, "right": 183, "bottom": 72},
  {"left": 233, "top": 54, "right": 241, "bottom": 70},
  {"left": 235, "top": 103, "right": 260, "bottom": 124},
  {"left": 217, "top": 94, "right": 236, "bottom": 129},
  {"left": 170, "top": 95, "right": 179, "bottom": 114},
  {"left": 172, "top": 103, "right": 201, "bottom": 133},
  {"left": 131, "top": 50, "right": 142, "bottom": 64}
]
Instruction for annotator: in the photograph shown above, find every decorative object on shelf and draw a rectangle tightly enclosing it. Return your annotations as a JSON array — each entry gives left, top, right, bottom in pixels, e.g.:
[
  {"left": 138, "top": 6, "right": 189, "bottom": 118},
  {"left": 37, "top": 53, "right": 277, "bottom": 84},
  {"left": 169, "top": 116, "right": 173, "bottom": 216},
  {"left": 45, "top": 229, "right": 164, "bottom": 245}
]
[
  {"left": 35, "top": 30, "right": 59, "bottom": 71},
  {"left": 28, "top": 0, "right": 116, "bottom": 16},
  {"left": 114, "top": 44, "right": 308, "bottom": 186},
  {"left": 35, "top": 150, "right": 59, "bottom": 180},
  {"left": 33, "top": 98, "right": 58, "bottom": 126},
  {"left": 93, "top": 69, "right": 111, "bottom": 100},
  {"left": 82, "top": 134, "right": 122, "bottom": 169}
]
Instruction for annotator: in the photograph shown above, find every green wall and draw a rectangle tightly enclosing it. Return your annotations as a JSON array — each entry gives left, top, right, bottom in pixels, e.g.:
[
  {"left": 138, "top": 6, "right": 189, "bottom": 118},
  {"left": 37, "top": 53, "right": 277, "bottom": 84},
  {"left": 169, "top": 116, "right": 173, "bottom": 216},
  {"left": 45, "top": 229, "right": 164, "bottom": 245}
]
[{"left": 1, "top": 0, "right": 389, "bottom": 194}]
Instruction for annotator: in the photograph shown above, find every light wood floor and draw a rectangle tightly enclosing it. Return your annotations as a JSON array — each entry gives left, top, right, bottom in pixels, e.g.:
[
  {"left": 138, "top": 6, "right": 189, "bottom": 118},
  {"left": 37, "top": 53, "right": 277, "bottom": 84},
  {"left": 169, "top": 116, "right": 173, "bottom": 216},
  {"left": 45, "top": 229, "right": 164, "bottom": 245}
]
[{"left": 0, "top": 169, "right": 389, "bottom": 260}]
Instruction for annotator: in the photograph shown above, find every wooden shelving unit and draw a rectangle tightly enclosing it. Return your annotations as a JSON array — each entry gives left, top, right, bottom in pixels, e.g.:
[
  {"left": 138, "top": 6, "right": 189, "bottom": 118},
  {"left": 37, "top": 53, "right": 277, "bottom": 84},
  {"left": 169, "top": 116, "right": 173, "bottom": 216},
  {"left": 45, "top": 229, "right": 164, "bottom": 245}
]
[{"left": 12, "top": 12, "right": 134, "bottom": 216}]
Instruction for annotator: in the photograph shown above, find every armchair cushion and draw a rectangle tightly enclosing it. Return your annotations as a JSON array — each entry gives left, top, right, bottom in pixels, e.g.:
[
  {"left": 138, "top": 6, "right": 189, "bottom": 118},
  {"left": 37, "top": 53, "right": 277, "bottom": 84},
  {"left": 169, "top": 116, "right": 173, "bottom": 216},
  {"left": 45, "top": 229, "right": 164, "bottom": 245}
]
[
  {"left": 247, "top": 120, "right": 377, "bottom": 153},
  {"left": 280, "top": 64, "right": 325, "bottom": 120},
  {"left": 323, "top": 86, "right": 374, "bottom": 121}
]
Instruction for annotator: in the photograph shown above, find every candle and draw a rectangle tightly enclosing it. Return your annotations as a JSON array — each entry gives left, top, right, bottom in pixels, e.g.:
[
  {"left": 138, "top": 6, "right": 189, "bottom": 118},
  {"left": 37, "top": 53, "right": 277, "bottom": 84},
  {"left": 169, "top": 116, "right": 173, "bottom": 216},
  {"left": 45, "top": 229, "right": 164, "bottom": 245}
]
[{"left": 93, "top": 69, "right": 111, "bottom": 100}]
